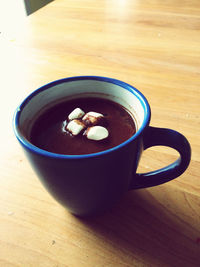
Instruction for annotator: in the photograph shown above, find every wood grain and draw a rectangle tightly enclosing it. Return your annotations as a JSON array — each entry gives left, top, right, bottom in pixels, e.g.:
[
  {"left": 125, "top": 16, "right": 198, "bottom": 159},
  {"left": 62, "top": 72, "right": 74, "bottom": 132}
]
[{"left": 0, "top": 0, "right": 200, "bottom": 266}]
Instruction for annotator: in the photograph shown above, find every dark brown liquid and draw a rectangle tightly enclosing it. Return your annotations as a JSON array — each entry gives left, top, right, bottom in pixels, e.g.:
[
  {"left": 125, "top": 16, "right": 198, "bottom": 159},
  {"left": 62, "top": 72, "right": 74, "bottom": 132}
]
[{"left": 30, "top": 97, "right": 136, "bottom": 155}]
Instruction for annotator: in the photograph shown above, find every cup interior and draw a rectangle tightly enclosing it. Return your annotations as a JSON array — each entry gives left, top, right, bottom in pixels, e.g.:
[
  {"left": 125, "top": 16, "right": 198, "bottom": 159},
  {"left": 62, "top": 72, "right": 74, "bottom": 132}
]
[{"left": 15, "top": 77, "right": 150, "bottom": 151}]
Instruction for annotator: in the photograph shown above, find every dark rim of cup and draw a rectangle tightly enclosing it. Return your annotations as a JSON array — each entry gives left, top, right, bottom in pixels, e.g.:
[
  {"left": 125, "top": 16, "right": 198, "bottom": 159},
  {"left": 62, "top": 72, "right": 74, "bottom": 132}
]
[{"left": 13, "top": 76, "right": 151, "bottom": 159}]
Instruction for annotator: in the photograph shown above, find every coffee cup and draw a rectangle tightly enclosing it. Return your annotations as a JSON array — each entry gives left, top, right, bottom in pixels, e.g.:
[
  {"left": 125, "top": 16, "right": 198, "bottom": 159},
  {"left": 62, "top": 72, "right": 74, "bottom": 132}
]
[{"left": 13, "top": 76, "right": 191, "bottom": 216}]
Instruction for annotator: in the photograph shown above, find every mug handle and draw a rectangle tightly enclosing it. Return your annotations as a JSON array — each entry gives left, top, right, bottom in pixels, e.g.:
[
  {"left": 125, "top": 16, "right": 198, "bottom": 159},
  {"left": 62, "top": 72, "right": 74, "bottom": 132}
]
[{"left": 130, "top": 126, "right": 191, "bottom": 189}]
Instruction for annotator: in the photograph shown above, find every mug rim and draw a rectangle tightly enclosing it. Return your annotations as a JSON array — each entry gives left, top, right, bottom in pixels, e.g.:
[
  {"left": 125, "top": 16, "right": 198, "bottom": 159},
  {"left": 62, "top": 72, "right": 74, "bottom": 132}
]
[{"left": 13, "top": 76, "right": 151, "bottom": 159}]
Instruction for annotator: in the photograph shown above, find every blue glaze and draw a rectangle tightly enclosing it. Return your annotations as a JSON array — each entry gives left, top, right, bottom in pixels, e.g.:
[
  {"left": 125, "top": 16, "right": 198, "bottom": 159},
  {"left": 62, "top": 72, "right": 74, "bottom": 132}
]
[{"left": 13, "top": 76, "right": 191, "bottom": 216}]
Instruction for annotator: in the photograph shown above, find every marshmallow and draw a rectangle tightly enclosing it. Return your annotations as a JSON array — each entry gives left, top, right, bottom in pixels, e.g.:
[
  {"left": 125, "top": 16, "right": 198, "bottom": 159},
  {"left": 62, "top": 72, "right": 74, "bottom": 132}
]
[
  {"left": 84, "top": 112, "right": 103, "bottom": 118},
  {"left": 66, "top": 119, "right": 86, "bottom": 135},
  {"left": 82, "top": 112, "right": 104, "bottom": 126},
  {"left": 68, "top": 108, "right": 85, "bottom": 121},
  {"left": 85, "top": 126, "right": 109, "bottom": 141}
]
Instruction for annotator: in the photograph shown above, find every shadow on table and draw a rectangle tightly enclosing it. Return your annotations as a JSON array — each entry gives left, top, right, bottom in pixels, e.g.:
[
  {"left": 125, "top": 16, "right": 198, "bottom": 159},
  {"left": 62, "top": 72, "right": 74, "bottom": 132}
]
[{"left": 74, "top": 190, "right": 200, "bottom": 267}]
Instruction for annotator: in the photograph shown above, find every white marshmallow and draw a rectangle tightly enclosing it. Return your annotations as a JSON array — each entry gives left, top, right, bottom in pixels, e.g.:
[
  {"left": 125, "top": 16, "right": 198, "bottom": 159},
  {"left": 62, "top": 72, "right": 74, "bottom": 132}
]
[
  {"left": 83, "top": 111, "right": 103, "bottom": 120},
  {"left": 68, "top": 108, "right": 85, "bottom": 121},
  {"left": 83, "top": 112, "right": 103, "bottom": 118},
  {"left": 86, "top": 126, "right": 109, "bottom": 141},
  {"left": 82, "top": 111, "right": 104, "bottom": 126},
  {"left": 66, "top": 119, "right": 85, "bottom": 135}
]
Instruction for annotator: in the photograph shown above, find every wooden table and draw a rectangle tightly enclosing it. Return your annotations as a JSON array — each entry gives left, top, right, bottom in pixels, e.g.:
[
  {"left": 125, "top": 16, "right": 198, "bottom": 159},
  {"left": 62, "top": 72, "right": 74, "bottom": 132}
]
[{"left": 1, "top": 0, "right": 200, "bottom": 266}]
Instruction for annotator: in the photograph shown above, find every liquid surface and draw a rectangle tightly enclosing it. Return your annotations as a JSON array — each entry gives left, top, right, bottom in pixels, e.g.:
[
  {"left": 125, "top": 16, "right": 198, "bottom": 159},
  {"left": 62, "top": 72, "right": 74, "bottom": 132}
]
[{"left": 30, "top": 97, "right": 136, "bottom": 155}]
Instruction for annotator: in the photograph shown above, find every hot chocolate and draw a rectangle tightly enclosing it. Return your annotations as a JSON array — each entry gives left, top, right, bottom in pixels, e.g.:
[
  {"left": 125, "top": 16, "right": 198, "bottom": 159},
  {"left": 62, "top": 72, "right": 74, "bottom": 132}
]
[{"left": 30, "top": 97, "right": 137, "bottom": 155}]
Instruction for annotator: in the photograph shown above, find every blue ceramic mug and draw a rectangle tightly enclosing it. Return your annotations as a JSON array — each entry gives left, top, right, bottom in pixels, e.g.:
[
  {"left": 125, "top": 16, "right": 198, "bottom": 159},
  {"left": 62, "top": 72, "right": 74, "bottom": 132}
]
[{"left": 13, "top": 76, "right": 191, "bottom": 216}]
